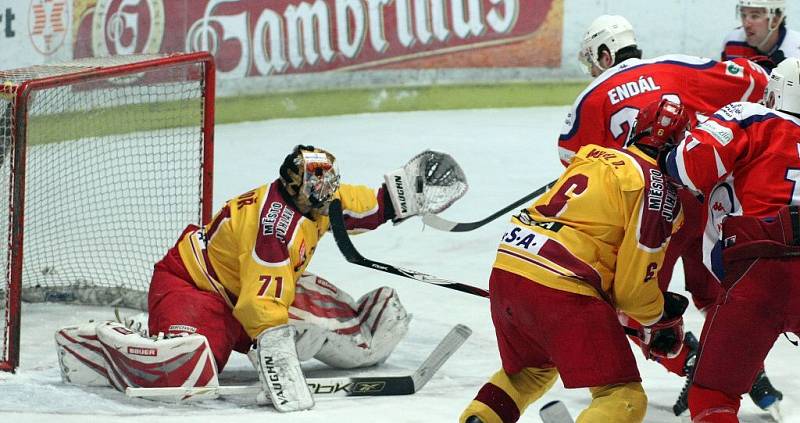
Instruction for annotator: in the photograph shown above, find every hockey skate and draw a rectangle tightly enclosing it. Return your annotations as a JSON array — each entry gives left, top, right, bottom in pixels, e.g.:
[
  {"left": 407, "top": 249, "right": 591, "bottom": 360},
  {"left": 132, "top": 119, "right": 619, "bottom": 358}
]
[
  {"left": 672, "top": 331, "right": 699, "bottom": 416},
  {"left": 749, "top": 370, "right": 783, "bottom": 422}
]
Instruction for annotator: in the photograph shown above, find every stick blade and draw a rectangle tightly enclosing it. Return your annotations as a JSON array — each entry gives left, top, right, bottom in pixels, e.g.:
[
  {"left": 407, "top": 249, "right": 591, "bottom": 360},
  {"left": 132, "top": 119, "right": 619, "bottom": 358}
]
[
  {"left": 539, "top": 400, "right": 574, "bottom": 423},
  {"left": 422, "top": 213, "right": 460, "bottom": 231},
  {"left": 411, "top": 324, "right": 472, "bottom": 392}
]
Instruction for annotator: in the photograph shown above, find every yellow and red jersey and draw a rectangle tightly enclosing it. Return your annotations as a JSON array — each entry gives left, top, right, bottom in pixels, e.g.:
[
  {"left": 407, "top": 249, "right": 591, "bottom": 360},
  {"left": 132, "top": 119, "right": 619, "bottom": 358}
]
[
  {"left": 493, "top": 145, "right": 683, "bottom": 325},
  {"left": 176, "top": 179, "right": 389, "bottom": 339}
]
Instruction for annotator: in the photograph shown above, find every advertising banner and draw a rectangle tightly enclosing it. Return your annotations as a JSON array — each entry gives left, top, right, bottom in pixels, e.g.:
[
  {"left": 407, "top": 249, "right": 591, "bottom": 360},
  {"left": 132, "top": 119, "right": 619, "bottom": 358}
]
[{"left": 70, "top": 0, "right": 563, "bottom": 79}]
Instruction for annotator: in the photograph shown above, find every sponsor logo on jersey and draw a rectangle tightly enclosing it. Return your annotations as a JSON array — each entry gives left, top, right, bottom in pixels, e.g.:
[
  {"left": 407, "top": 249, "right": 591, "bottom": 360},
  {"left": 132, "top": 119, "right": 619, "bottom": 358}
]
[
  {"left": 262, "top": 202, "right": 283, "bottom": 236},
  {"left": 276, "top": 208, "right": 295, "bottom": 242},
  {"left": 646, "top": 169, "right": 678, "bottom": 222},
  {"left": 500, "top": 226, "right": 547, "bottom": 253},
  {"left": 697, "top": 120, "right": 734, "bottom": 146},
  {"left": 127, "top": 346, "right": 157, "bottom": 357},
  {"left": 515, "top": 210, "right": 563, "bottom": 232},
  {"left": 724, "top": 61, "right": 744, "bottom": 77}
]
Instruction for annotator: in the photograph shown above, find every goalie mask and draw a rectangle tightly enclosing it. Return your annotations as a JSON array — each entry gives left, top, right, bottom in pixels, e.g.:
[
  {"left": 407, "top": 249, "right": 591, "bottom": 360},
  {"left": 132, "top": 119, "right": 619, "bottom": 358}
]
[
  {"left": 280, "top": 145, "right": 340, "bottom": 216},
  {"left": 764, "top": 57, "right": 800, "bottom": 115},
  {"left": 579, "top": 15, "right": 637, "bottom": 75}
]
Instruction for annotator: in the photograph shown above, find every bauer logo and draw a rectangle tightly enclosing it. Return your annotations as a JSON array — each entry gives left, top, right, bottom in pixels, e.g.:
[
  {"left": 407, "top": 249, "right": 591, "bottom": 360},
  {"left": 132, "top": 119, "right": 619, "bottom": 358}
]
[
  {"left": 91, "top": 0, "right": 165, "bottom": 57},
  {"left": 127, "top": 346, "right": 157, "bottom": 357},
  {"left": 29, "top": 0, "right": 69, "bottom": 55}
]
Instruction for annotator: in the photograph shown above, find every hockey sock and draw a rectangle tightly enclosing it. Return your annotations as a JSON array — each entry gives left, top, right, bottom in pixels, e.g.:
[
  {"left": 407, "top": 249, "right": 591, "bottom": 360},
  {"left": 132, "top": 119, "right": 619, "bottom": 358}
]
[
  {"left": 575, "top": 382, "right": 647, "bottom": 423},
  {"left": 688, "top": 384, "right": 740, "bottom": 423}
]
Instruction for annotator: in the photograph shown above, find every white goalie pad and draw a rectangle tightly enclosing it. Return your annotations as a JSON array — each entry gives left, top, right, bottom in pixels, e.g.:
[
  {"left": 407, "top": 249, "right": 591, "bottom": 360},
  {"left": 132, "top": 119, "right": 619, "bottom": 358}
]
[
  {"left": 55, "top": 321, "right": 219, "bottom": 397},
  {"left": 290, "top": 273, "right": 411, "bottom": 369},
  {"left": 384, "top": 150, "right": 468, "bottom": 221},
  {"left": 252, "top": 325, "right": 314, "bottom": 412}
]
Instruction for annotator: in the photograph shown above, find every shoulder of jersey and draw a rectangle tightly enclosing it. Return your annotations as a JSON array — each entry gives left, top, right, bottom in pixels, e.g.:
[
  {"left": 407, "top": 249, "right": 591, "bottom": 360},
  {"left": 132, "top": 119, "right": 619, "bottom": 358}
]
[
  {"left": 723, "top": 27, "right": 746, "bottom": 43},
  {"left": 782, "top": 28, "right": 800, "bottom": 56},
  {"left": 573, "top": 144, "right": 646, "bottom": 192}
]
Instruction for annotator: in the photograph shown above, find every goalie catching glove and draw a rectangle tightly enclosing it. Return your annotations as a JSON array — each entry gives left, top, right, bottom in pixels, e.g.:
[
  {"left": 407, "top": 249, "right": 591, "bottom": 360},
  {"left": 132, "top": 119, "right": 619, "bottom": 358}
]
[
  {"left": 384, "top": 150, "right": 468, "bottom": 222},
  {"left": 637, "top": 292, "right": 689, "bottom": 360}
]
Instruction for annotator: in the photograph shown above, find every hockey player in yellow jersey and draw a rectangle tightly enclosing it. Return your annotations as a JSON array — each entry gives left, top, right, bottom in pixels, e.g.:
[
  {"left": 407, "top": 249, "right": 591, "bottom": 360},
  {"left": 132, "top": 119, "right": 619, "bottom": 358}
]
[
  {"left": 54, "top": 145, "right": 467, "bottom": 412},
  {"left": 461, "top": 100, "right": 692, "bottom": 423}
]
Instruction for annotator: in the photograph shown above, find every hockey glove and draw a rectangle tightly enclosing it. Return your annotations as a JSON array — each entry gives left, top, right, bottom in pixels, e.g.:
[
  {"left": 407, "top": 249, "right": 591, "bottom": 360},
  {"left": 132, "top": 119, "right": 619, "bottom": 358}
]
[
  {"left": 639, "top": 292, "right": 689, "bottom": 360},
  {"left": 384, "top": 150, "right": 468, "bottom": 223}
]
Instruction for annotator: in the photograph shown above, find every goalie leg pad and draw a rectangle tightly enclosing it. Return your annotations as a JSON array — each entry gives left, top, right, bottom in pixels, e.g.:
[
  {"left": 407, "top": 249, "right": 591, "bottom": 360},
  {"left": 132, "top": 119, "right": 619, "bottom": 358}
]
[
  {"left": 314, "top": 287, "right": 411, "bottom": 369},
  {"left": 56, "top": 321, "right": 112, "bottom": 387},
  {"left": 95, "top": 321, "right": 219, "bottom": 392},
  {"left": 254, "top": 325, "right": 314, "bottom": 412}
]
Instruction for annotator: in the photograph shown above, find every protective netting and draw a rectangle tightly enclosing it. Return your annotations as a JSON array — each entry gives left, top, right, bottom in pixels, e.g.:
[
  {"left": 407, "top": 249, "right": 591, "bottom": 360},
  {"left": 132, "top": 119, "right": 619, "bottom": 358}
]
[{"left": 0, "top": 54, "right": 212, "bottom": 370}]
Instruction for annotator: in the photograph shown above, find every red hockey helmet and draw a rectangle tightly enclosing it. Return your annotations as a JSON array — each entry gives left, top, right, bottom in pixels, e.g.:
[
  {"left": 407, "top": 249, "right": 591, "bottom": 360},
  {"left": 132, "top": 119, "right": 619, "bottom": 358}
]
[{"left": 629, "top": 99, "right": 691, "bottom": 154}]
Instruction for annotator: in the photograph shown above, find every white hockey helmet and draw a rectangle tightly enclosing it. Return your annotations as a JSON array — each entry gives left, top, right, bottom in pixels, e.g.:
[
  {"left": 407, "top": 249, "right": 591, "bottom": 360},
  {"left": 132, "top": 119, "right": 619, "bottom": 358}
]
[
  {"left": 579, "top": 15, "right": 637, "bottom": 74},
  {"left": 764, "top": 57, "right": 800, "bottom": 115},
  {"left": 737, "top": 0, "right": 786, "bottom": 26}
]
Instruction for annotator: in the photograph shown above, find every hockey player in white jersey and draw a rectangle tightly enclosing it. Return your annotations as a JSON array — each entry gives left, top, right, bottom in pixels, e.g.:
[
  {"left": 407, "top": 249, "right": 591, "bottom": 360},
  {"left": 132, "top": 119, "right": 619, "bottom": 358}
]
[{"left": 722, "top": 0, "right": 800, "bottom": 71}]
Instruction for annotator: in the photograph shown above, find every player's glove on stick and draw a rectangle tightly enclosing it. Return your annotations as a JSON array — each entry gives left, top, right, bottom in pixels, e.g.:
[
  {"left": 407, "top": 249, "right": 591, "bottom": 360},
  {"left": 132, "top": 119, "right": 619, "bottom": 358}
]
[
  {"left": 384, "top": 150, "right": 468, "bottom": 222},
  {"left": 640, "top": 292, "right": 689, "bottom": 360},
  {"left": 250, "top": 324, "right": 314, "bottom": 412}
]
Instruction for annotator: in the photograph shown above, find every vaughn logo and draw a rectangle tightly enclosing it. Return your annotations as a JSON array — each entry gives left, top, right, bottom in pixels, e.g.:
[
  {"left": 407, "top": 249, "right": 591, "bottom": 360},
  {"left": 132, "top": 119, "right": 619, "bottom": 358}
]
[
  {"left": 262, "top": 356, "right": 289, "bottom": 406},
  {"left": 394, "top": 175, "right": 408, "bottom": 214},
  {"left": 181, "top": 0, "right": 557, "bottom": 77}
]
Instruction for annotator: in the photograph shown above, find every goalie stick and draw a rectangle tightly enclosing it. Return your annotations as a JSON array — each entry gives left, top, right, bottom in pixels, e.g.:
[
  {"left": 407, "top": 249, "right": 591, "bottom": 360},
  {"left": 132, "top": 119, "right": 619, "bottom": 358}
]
[
  {"left": 421, "top": 179, "right": 557, "bottom": 232},
  {"left": 329, "top": 201, "right": 642, "bottom": 339},
  {"left": 126, "top": 323, "right": 472, "bottom": 402},
  {"left": 328, "top": 199, "right": 490, "bottom": 298}
]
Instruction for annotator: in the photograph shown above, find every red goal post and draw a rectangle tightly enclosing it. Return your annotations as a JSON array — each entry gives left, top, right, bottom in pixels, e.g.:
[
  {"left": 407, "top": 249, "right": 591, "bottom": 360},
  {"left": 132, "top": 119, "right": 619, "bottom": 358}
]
[{"left": 0, "top": 52, "right": 215, "bottom": 372}]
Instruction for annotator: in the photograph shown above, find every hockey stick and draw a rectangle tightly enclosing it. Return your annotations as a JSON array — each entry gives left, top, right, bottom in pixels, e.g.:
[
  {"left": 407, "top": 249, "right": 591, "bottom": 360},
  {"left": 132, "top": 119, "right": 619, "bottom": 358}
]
[
  {"left": 126, "top": 324, "right": 472, "bottom": 402},
  {"left": 422, "top": 179, "right": 558, "bottom": 232},
  {"left": 328, "top": 199, "right": 490, "bottom": 298},
  {"left": 540, "top": 400, "right": 575, "bottom": 423},
  {"left": 329, "top": 201, "right": 643, "bottom": 339}
]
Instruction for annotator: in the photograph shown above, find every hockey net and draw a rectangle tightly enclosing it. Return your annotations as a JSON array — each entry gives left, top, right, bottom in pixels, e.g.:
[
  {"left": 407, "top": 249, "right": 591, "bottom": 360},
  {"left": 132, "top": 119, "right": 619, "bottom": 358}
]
[{"left": 0, "top": 53, "right": 215, "bottom": 372}]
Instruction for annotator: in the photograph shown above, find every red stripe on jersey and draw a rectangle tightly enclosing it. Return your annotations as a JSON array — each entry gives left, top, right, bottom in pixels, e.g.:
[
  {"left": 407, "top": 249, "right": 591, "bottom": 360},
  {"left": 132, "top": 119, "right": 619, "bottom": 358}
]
[
  {"left": 722, "top": 42, "right": 759, "bottom": 60},
  {"left": 475, "top": 383, "right": 521, "bottom": 423},
  {"left": 538, "top": 240, "right": 603, "bottom": 287}
]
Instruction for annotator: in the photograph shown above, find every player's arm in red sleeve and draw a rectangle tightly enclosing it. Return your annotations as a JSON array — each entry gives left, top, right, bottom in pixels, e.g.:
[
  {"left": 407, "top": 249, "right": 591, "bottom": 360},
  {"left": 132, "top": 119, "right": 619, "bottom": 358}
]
[
  {"left": 662, "top": 104, "right": 751, "bottom": 194},
  {"left": 334, "top": 183, "right": 393, "bottom": 232}
]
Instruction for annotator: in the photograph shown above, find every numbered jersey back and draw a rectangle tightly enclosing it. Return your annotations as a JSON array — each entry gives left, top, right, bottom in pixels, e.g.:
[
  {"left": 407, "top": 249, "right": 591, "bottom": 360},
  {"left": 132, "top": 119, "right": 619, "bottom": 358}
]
[{"left": 558, "top": 54, "right": 768, "bottom": 166}]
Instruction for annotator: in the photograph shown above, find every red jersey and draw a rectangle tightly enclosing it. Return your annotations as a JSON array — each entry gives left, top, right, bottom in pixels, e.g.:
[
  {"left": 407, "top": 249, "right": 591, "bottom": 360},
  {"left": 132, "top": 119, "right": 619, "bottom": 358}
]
[
  {"left": 558, "top": 54, "right": 769, "bottom": 166},
  {"left": 663, "top": 102, "right": 800, "bottom": 279}
]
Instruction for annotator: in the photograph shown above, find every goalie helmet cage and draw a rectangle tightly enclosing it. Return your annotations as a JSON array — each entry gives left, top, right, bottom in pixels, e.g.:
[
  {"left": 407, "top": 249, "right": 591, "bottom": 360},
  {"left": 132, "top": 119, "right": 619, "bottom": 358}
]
[{"left": 0, "top": 52, "right": 215, "bottom": 372}]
